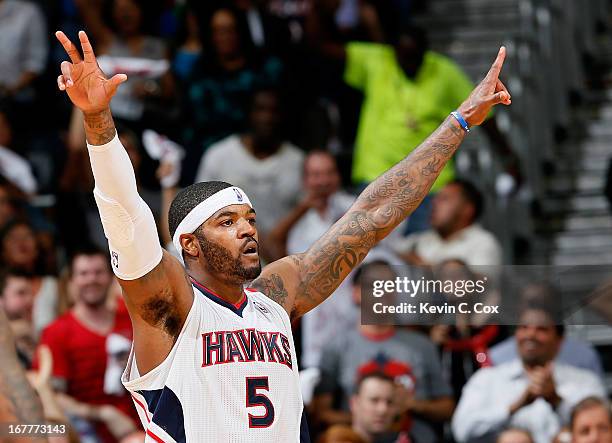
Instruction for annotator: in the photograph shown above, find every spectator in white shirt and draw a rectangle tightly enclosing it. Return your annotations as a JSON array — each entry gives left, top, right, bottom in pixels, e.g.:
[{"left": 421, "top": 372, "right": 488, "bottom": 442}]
[
  {"left": 452, "top": 302, "right": 606, "bottom": 443},
  {"left": 490, "top": 284, "right": 604, "bottom": 378},
  {"left": 195, "top": 88, "right": 304, "bottom": 245},
  {"left": 268, "top": 150, "right": 355, "bottom": 260},
  {"left": 393, "top": 179, "right": 502, "bottom": 268}
]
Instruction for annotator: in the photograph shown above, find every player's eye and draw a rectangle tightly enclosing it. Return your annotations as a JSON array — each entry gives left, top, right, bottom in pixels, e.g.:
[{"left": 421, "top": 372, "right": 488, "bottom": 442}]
[
  {"left": 221, "top": 219, "right": 233, "bottom": 227},
  {"left": 248, "top": 218, "right": 257, "bottom": 225}
]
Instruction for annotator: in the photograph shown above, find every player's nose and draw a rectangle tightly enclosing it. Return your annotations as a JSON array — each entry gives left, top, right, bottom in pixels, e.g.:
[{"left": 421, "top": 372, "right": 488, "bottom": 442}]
[{"left": 236, "top": 218, "right": 256, "bottom": 238}]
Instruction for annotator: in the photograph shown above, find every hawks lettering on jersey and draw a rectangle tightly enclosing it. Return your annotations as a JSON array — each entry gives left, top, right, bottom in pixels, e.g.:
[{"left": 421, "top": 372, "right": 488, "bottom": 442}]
[{"left": 202, "top": 329, "right": 293, "bottom": 368}]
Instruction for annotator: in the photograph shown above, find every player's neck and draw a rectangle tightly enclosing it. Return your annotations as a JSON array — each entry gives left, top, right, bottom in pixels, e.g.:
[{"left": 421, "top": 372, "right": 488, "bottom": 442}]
[{"left": 188, "top": 271, "right": 245, "bottom": 305}]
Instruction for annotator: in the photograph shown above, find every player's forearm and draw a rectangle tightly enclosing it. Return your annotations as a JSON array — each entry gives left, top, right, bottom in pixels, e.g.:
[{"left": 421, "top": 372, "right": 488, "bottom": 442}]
[
  {"left": 85, "top": 110, "right": 163, "bottom": 280},
  {"left": 0, "top": 309, "right": 47, "bottom": 442},
  {"left": 354, "top": 117, "right": 465, "bottom": 241},
  {"left": 85, "top": 109, "right": 140, "bottom": 213}
]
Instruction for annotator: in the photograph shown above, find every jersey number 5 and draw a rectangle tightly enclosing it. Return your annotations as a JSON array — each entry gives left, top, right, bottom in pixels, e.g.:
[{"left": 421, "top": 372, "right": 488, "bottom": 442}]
[{"left": 246, "top": 377, "right": 275, "bottom": 428}]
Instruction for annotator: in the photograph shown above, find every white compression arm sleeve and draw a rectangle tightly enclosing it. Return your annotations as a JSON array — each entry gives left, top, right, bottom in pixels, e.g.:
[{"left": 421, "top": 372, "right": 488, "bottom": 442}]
[{"left": 87, "top": 133, "right": 163, "bottom": 280}]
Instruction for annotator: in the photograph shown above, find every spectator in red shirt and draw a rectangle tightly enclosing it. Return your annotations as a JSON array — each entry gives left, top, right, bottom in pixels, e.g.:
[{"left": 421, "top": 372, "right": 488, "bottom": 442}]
[{"left": 38, "top": 245, "right": 138, "bottom": 442}]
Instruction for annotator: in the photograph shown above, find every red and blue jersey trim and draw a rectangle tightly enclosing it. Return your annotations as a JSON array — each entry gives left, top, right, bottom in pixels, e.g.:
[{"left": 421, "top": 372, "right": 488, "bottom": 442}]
[{"left": 190, "top": 277, "right": 249, "bottom": 317}]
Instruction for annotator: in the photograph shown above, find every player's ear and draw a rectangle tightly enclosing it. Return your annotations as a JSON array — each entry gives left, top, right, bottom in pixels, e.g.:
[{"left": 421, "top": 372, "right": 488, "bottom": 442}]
[{"left": 180, "top": 234, "right": 199, "bottom": 258}]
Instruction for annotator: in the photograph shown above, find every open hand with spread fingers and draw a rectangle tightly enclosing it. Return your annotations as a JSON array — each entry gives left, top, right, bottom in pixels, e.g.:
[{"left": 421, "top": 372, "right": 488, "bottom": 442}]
[
  {"left": 55, "top": 30, "right": 127, "bottom": 113},
  {"left": 458, "top": 46, "right": 512, "bottom": 127}
]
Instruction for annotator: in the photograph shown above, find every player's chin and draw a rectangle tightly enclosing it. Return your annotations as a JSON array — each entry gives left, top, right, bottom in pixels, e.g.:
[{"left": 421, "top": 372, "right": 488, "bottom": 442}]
[{"left": 240, "top": 256, "right": 262, "bottom": 278}]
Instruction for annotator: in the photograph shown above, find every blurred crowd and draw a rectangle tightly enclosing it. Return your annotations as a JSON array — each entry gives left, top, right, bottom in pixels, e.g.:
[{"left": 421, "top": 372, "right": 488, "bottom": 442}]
[{"left": 0, "top": 0, "right": 610, "bottom": 442}]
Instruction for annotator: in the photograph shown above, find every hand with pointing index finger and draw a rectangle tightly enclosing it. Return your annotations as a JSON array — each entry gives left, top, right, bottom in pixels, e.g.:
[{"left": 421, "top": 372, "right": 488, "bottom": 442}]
[
  {"left": 55, "top": 30, "right": 127, "bottom": 114},
  {"left": 458, "top": 46, "right": 512, "bottom": 127}
]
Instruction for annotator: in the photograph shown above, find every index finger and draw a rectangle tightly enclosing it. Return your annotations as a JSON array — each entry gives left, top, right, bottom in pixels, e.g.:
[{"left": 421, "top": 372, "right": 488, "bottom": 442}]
[
  {"left": 78, "top": 30, "right": 96, "bottom": 62},
  {"left": 55, "top": 31, "right": 82, "bottom": 63},
  {"left": 484, "top": 46, "right": 506, "bottom": 83}
]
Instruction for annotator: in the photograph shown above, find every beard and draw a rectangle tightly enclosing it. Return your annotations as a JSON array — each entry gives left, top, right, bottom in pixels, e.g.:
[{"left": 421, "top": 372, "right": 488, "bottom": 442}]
[{"left": 195, "top": 231, "right": 261, "bottom": 284}]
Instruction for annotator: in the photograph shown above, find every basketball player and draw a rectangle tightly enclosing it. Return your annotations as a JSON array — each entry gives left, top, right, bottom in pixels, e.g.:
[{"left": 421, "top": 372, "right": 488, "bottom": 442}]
[{"left": 54, "top": 30, "right": 511, "bottom": 442}]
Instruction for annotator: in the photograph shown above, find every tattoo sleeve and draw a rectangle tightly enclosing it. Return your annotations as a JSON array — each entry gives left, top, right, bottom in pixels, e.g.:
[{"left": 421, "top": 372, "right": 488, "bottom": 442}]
[
  {"left": 83, "top": 107, "right": 116, "bottom": 145},
  {"left": 251, "top": 273, "right": 289, "bottom": 307},
  {"left": 287, "top": 117, "right": 466, "bottom": 317},
  {"left": 0, "top": 309, "right": 47, "bottom": 442}
]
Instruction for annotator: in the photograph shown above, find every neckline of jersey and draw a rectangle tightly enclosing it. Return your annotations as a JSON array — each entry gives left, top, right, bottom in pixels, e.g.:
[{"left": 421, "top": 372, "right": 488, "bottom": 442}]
[{"left": 190, "top": 277, "right": 249, "bottom": 317}]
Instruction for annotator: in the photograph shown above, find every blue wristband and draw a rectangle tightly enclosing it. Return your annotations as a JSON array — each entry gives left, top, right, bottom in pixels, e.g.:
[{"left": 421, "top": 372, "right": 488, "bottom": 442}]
[{"left": 451, "top": 111, "right": 470, "bottom": 133}]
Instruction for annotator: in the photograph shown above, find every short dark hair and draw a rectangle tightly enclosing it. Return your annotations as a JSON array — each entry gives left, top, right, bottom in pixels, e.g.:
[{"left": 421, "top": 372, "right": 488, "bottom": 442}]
[
  {"left": 450, "top": 179, "right": 484, "bottom": 220},
  {"left": 353, "top": 371, "right": 394, "bottom": 395},
  {"left": 0, "top": 268, "right": 30, "bottom": 296},
  {"left": 570, "top": 396, "right": 611, "bottom": 429},
  {"left": 168, "top": 181, "right": 233, "bottom": 239},
  {"left": 68, "top": 245, "right": 109, "bottom": 276}
]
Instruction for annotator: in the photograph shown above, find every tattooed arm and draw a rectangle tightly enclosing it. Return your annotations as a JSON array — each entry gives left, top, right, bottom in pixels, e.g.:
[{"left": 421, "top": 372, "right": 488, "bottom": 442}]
[
  {"left": 0, "top": 309, "right": 47, "bottom": 443},
  {"left": 253, "top": 47, "right": 511, "bottom": 319},
  {"left": 55, "top": 31, "right": 193, "bottom": 375}
]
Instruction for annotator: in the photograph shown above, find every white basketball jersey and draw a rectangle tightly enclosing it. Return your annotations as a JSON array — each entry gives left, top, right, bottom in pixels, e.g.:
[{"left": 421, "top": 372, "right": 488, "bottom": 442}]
[{"left": 121, "top": 280, "right": 308, "bottom": 442}]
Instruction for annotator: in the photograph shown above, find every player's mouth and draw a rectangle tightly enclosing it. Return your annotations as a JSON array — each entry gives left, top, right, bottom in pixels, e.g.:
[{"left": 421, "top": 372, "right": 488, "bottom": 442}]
[{"left": 241, "top": 241, "right": 258, "bottom": 256}]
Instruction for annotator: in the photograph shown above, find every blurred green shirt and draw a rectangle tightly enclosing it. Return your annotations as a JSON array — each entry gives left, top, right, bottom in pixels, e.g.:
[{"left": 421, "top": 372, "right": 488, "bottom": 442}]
[{"left": 345, "top": 43, "right": 474, "bottom": 191}]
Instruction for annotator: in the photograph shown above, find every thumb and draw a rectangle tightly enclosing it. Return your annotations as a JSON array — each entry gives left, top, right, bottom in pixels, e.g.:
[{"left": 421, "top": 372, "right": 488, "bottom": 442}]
[
  {"left": 485, "top": 91, "right": 511, "bottom": 106},
  {"left": 108, "top": 73, "right": 128, "bottom": 92}
]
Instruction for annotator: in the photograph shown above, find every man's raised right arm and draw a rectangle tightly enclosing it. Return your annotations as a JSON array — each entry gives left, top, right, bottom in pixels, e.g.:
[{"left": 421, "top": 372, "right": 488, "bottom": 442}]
[{"left": 55, "top": 31, "right": 192, "bottom": 346}]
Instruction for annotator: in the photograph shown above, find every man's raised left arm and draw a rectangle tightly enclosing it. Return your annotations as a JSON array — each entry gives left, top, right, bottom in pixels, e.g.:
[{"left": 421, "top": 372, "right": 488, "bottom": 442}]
[{"left": 253, "top": 47, "right": 511, "bottom": 319}]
